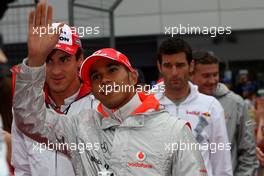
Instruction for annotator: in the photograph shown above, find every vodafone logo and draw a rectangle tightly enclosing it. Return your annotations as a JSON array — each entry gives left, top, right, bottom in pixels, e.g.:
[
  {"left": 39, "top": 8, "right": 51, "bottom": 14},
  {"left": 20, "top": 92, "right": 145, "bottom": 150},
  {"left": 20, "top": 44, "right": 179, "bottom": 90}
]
[
  {"left": 137, "top": 151, "right": 146, "bottom": 161},
  {"left": 127, "top": 151, "right": 153, "bottom": 169}
]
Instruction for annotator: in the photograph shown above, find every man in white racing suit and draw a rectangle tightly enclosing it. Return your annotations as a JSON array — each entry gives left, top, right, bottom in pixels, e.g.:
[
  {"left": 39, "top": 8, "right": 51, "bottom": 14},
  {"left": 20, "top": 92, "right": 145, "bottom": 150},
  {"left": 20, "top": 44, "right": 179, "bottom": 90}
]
[
  {"left": 11, "top": 22, "right": 94, "bottom": 176},
  {"left": 153, "top": 38, "right": 232, "bottom": 176},
  {"left": 0, "top": 116, "right": 9, "bottom": 176}
]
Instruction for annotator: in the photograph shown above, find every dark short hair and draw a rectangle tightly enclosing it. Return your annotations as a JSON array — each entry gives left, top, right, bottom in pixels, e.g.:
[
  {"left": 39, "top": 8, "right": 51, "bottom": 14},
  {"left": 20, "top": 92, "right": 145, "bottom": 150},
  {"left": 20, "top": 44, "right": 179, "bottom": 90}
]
[
  {"left": 157, "top": 38, "right": 192, "bottom": 64},
  {"left": 192, "top": 50, "right": 220, "bottom": 65},
  {"left": 75, "top": 48, "right": 83, "bottom": 61}
]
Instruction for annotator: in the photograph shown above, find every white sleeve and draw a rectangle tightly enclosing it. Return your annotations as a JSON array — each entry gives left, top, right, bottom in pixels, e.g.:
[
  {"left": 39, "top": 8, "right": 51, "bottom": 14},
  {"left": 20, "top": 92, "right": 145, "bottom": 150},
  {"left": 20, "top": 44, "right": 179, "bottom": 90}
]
[
  {"left": 0, "top": 116, "right": 9, "bottom": 176},
  {"left": 11, "top": 121, "right": 31, "bottom": 176},
  {"left": 210, "top": 99, "right": 233, "bottom": 176}
]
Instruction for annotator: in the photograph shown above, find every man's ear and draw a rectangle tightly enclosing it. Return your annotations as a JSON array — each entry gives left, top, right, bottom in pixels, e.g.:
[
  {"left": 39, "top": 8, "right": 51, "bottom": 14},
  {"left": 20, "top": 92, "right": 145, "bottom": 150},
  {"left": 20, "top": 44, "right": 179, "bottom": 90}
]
[
  {"left": 157, "top": 60, "right": 162, "bottom": 73},
  {"left": 77, "top": 53, "right": 84, "bottom": 70},
  {"left": 129, "top": 71, "right": 138, "bottom": 86}
]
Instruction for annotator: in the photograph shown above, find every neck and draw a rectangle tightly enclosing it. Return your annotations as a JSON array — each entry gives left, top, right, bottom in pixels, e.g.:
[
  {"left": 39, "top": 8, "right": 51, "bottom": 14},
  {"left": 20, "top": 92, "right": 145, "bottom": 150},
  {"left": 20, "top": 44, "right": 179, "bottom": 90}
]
[
  {"left": 103, "top": 92, "right": 141, "bottom": 121},
  {"left": 165, "top": 84, "right": 190, "bottom": 101},
  {"left": 113, "top": 92, "right": 136, "bottom": 110},
  {"left": 49, "top": 79, "right": 81, "bottom": 108}
]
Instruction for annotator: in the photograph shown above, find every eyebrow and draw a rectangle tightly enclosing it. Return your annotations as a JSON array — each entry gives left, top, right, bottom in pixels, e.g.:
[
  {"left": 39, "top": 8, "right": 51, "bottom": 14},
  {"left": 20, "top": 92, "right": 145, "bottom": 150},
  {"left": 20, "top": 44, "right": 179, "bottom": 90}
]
[
  {"left": 162, "top": 61, "right": 185, "bottom": 65},
  {"left": 107, "top": 63, "right": 120, "bottom": 67},
  {"left": 202, "top": 72, "right": 218, "bottom": 75},
  {"left": 46, "top": 53, "right": 71, "bottom": 62},
  {"left": 59, "top": 54, "right": 71, "bottom": 59},
  {"left": 90, "top": 70, "right": 98, "bottom": 77}
]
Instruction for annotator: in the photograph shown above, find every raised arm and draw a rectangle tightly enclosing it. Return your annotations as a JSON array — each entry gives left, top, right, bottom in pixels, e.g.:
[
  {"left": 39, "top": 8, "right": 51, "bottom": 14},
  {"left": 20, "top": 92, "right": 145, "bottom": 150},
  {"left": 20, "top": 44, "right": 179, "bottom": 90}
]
[
  {"left": 12, "top": 0, "right": 75, "bottom": 148},
  {"left": 27, "top": 1, "right": 63, "bottom": 67}
]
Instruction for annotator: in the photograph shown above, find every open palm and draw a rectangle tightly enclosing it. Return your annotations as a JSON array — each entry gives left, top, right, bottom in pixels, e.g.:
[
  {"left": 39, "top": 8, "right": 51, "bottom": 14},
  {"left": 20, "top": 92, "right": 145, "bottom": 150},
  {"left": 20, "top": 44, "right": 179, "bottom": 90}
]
[{"left": 27, "top": 1, "right": 63, "bottom": 67}]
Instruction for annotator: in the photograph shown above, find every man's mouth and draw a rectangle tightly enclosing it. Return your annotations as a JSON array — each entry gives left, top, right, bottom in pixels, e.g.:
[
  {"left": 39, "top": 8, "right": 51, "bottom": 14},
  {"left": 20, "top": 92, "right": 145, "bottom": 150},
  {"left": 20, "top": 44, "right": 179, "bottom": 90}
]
[
  {"left": 206, "top": 85, "right": 216, "bottom": 91},
  {"left": 99, "top": 84, "right": 115, "bottom": 96},
  {"left": 51, "top": 77, "right": 65, "bottom": 84},
  {"left": 170, "top": 79, "right": 180, "bottom": 84}
]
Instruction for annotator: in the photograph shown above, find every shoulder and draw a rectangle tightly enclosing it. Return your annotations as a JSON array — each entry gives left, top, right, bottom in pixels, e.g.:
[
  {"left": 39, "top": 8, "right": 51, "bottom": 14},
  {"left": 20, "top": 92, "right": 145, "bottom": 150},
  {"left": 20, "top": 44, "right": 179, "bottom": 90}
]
[
  {"left": 68, "top": 94, "right": 98, "bottom": 114},
  {"left": 147, "top": 110, "right": 190, "bottom": 132},
  {"left": 220, "top": 91, "right": 245, "bottom": 107},
  {"left": 72, "top": 108, "right": 100, "bottom": 130},
  {"left": 196, "top": 92, "right": 221, "bottom": 108}
]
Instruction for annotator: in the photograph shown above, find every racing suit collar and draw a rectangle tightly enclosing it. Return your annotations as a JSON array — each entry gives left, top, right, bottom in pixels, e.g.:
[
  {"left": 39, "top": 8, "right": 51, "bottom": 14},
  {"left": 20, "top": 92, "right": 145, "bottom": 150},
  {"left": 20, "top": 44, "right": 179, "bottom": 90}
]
[
  {"left": 213, "top": 82, "right": 230, "bottom": 98},
  {"left": 98, "top": 92, "right": 160, "bottom": 129},
  {"left": 44, "top": 82, "right": 91, "bottom": 114},
  {"left": 156, "top": 81, "right": 198, "bottom": 106},
  {"left": 46, "top": 88, "right": 80, "bottom": 112}
]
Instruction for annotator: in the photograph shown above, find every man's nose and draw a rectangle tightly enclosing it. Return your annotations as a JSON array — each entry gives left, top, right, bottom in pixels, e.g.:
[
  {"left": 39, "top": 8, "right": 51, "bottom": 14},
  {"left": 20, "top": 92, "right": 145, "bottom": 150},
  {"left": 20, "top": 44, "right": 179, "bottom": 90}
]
[
  {"left": 51, "top": 64, "right": 62, "bottom": 75},
  {"left": 208, "top": 76, "right": 216, "bottom": 84},
  {"left": 101, "top": 74, "right": 112, "bottom": 85},
  {"left": 171, "top": 66, "right": 178, "bottom": 75}
]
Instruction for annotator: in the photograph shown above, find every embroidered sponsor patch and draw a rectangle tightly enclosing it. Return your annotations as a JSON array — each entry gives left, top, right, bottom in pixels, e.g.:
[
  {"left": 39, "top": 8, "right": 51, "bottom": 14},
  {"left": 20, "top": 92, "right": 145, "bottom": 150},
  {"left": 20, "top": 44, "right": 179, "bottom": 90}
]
[
  {"left": 127, "top": 151, "right": 153, "bottom": 169},
  {"left": 202, "top": 112, "right": 211, "bottom": 117},
  {"left": 137, "top": 151, "right": 146, "bottom": 161},
  {"left": 186, "top": 110, "right": 200, "bottom": 116},
  {"left": 127, "top": 162, "right": 153, "bottom": 169}
]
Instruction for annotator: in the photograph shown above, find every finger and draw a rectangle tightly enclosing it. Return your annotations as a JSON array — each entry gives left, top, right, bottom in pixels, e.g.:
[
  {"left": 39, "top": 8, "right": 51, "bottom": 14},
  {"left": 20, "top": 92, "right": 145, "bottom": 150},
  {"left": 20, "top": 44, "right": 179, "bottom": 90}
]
[
  {"left": 260, "top": 150, "right": 264, "bottom": 158},
  {"left": 46, "top": 5, "right": 53, "bottom": 27},
  {"left": 257, "top": 148, "right": 261, "bottom": 155},
  {"left": 56, "top": 23, "right": 65, "bottom": 36},
  {"left": 257, "top": 147, "right": 260, "bottom": 151},
  {"left": 257, "top": 147, "right": 264, "bottom": 158},
  {"left": 257, "top": 153, "right": 260, "bottom": 160},
  {"left": 35, "top": 2, "right": 42, "bottom": 27},
  {"left": 50, "top": 23, "right": 64, "bottom": 47},
  {"left": 40, "top": 1, "right": 46, "bottom": 26},
  {"left": 41, "top": 0, "right": 47, "bottom": 5},
  {"left": 257, "top": 153, "right": 261, "bottom": 162},
  {"left": 259, "top": 156, "right": 264, "bottom": 165},
  {"left": 256, "top": 148, "right": 262, "bottom": 158},
  {"left": 257, "top": 147, "right": 262, "bottom": 154},
  {"left": 257, "top": 155, "right": 264, "bottom": 164},
  {"left": 28, "top": 10, "right": 35, "bottom": 32}
]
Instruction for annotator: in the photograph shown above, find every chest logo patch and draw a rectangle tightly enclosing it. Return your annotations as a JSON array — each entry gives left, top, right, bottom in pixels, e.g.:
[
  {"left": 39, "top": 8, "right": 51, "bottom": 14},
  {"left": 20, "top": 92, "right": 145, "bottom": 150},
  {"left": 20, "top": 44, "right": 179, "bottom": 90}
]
[{"left": 137, "top": 151, "right": 146, "bottom": 161}]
